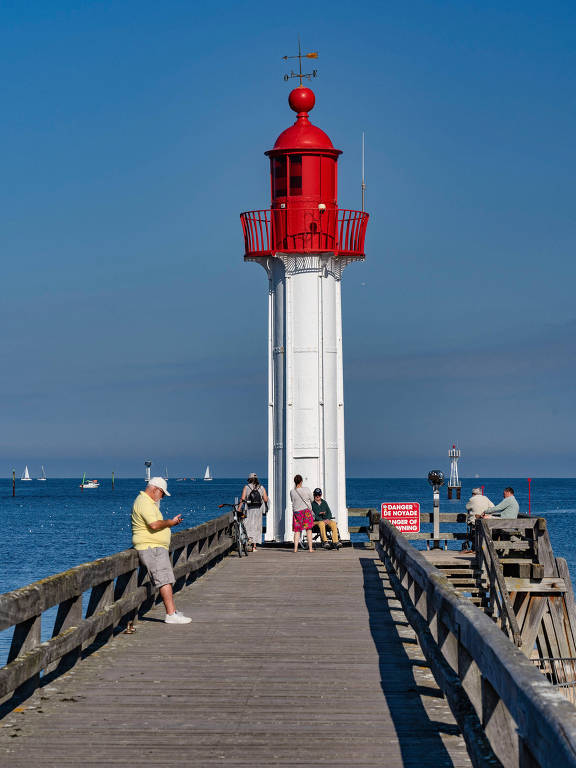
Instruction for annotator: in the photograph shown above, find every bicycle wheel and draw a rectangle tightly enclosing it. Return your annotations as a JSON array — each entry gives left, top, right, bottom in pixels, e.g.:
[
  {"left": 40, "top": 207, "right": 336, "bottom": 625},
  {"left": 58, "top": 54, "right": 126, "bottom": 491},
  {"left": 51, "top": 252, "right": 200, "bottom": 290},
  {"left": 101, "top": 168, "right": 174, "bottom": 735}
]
[
  {"left": 241, "top": 522, "right": 250, "bottom": 556},
  {"left": 233, "top": 520, "right": 243, "bottom": 557}
]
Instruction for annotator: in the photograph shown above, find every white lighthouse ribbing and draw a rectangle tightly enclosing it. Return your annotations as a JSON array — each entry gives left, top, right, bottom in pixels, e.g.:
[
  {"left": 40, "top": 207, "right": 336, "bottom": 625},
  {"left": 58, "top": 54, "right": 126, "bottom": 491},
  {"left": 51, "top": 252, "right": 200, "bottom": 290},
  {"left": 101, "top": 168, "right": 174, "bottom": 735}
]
[{"left": 259, "top": 253, "right": 351, "bottom": 542}]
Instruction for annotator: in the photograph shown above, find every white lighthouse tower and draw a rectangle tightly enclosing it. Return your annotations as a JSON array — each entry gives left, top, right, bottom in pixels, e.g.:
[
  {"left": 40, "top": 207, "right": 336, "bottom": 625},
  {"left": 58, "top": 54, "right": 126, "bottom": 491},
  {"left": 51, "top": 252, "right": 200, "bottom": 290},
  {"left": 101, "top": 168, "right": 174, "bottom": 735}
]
[{"left": 240, "top": 84, "right": 369, "bottom": 542}]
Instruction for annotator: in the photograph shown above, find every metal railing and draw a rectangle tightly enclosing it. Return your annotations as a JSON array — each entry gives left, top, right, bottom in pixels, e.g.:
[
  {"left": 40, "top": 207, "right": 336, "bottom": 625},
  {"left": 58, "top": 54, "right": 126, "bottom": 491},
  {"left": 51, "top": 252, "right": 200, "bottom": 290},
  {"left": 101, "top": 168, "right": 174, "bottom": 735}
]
[
  {"left": 532, "top": 658, "right": 576, "bottom": 704},
  {"left": 240, "top": 208, "right": 368, "bottom": 258}
]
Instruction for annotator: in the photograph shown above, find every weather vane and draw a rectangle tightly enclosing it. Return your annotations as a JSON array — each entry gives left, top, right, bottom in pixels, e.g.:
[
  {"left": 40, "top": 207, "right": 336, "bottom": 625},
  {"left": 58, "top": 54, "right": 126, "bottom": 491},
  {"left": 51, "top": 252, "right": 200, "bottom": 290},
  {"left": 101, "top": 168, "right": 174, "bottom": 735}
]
[{"left": 282, "top": 38, "right": 318, "bottom": 86}]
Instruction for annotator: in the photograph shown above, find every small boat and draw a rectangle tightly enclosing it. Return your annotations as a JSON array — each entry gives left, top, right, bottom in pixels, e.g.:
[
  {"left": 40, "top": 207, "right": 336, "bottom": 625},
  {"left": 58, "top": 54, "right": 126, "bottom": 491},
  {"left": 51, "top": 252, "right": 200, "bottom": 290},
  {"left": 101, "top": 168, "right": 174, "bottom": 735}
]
[
  {"left": 37, "top": 465, "right": 47, "bottom": 481},
  {"left": 80, "top": 473, "right": 99, "bottom": 489},
  {"left": 21, "top": 466, "right": 32, "bottom": 481},
  {"left": 203, "top": 465, "right": 213, "bottom": 481}
]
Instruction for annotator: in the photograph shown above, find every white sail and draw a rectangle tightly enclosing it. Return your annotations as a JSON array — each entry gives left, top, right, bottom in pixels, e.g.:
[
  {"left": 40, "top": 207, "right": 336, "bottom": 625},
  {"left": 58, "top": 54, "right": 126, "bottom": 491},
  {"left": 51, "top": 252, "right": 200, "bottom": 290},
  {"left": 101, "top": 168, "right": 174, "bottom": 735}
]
[
  {"left": 203, "top": 465, "right": 212, "bottom": 481},
  {"left": 21, "top": 465, "right": 32, "bottom": 481},
  {"left": 37, "top": 465, "right": 47, "bottom": 481}
]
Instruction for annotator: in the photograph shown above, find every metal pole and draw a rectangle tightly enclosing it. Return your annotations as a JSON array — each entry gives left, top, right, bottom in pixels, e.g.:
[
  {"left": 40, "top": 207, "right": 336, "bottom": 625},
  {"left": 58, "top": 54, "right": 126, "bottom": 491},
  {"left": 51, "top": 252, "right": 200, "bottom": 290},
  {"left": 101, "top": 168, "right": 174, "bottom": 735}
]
[
  {"left": 112, "top": 471, "right": 115, "bottom": 490},
  {"left": 361, "top": 132, "right": 366, "bottom": 212},
  {"left": 528, "top": 477, "right": 531, "bottom": 516},
  {"left": 433, "top": 487, "right": 440, "bottom": 547},
  {"left": 12, "top": 470, "right": 15, "bottom": 497}
]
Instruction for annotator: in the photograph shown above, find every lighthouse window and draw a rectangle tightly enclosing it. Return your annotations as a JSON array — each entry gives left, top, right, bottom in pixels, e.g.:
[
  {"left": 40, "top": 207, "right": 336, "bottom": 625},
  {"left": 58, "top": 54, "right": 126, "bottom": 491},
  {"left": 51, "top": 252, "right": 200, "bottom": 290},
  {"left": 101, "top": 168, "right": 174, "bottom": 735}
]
[
  {"left": 273, "top": 158, "right": 287, "bottom": 197},
  {"left": 289, "top": 155, "right": 302, "bottom": 196}
]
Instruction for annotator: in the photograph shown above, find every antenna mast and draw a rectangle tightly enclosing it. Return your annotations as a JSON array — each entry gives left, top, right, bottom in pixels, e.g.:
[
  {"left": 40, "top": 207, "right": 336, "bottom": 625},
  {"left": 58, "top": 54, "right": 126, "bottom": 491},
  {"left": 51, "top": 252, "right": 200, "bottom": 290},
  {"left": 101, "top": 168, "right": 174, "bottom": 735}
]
[{"left": 361, "top": 132, "right": 366, "bottom": 212}]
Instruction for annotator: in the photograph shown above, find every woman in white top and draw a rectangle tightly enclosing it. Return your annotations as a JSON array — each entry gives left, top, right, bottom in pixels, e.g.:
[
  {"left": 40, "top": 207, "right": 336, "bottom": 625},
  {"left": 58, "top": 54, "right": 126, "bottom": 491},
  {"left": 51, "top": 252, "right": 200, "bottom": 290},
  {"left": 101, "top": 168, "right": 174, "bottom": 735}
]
[{"left": 289, "top": 474, "right": 315, "bottom": 553}]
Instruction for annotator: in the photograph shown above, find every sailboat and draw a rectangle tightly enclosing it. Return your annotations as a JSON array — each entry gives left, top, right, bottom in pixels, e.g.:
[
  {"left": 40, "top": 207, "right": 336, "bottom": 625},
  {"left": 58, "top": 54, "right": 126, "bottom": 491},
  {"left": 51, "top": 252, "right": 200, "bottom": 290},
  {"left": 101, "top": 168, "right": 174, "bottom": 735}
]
[
  {"left": 21, "top": 466, "right": 32, "bottom": 481},
  {"left": 203, "top": 465, "right": 213, "bottom": 481},
  {"left": 37, "top": 466, "right": 47, "bottom": 481}
]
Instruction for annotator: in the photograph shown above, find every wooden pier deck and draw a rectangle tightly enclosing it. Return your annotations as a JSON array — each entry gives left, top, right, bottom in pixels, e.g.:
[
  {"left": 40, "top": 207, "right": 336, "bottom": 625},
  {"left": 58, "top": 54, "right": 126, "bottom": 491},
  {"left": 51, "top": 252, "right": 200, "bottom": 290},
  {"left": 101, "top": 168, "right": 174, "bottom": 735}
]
[{"left": 0, "top": 546, "right": 471, "bottom": 767}]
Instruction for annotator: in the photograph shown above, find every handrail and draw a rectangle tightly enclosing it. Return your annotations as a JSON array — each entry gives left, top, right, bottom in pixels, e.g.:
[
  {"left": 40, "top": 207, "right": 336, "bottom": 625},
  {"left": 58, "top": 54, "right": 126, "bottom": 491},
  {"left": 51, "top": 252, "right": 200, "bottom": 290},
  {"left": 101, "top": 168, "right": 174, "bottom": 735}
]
[
  {"left": 379, "top": 518, "right": 576, "bottom": 768},
  {"left": 476, "top": 518, "right": 522, "bottom": 646},
  {"left": 0, "top": 512, "right": 233, "bottom": 703}
]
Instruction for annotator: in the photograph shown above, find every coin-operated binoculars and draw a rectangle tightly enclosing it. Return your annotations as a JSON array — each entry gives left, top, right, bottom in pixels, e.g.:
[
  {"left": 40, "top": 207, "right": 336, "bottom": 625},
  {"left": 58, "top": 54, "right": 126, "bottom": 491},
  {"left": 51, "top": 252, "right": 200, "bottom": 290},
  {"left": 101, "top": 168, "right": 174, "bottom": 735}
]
[{"left": 427, "top": 470, "right": 445, "bottom": 548}]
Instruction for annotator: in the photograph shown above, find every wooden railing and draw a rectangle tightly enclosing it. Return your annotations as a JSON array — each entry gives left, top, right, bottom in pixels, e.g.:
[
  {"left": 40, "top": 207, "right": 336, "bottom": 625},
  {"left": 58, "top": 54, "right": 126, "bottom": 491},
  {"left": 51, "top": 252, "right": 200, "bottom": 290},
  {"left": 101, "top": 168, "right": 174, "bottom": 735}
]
[
  {"left": 0, "top": 512, "right": 233, "bottom": 704},
  {"left": 378, "top": 517, "right": 576, "bottom": 768},
  {"left": 347, "top": 508, "right": 381, "bottom": 538},
  {"left": 476, "top": 517, "right": 522, "bottom": 646}
]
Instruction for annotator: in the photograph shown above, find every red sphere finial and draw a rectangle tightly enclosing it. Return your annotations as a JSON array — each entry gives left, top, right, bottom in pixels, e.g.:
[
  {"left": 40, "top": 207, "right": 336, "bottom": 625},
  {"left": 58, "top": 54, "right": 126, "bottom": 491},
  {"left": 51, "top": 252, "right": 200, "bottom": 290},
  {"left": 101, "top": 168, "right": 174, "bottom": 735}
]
[{"left": 289, "top": 87, "right": 315, "bottom": 114}]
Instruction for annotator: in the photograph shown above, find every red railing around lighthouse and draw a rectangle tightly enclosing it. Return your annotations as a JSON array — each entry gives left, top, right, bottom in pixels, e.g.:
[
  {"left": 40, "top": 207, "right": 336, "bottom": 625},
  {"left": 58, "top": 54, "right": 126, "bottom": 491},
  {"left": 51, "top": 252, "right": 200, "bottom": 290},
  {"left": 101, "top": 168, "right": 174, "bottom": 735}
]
[{"left": 240, "top": 208, "right": 369, "bottom": 258}]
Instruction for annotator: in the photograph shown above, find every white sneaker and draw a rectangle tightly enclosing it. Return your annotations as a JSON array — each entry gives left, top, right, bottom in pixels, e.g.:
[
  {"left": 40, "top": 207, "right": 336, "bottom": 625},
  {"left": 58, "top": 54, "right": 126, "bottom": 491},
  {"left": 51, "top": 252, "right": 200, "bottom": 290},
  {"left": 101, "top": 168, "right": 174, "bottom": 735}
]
[{"left": 165, "top": 611, "right": 192, "bottom": 624}]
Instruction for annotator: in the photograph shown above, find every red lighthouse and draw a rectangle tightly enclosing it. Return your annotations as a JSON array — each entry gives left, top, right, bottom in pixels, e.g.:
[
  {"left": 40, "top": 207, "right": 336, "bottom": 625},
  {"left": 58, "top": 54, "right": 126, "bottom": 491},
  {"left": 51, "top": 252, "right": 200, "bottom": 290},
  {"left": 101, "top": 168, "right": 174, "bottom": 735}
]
[
  {"left": 241, "top": 86, "right": 368, "bottom": 258},
  {"left": 240, "top": 82, "right": 368, "bottom": 543}
]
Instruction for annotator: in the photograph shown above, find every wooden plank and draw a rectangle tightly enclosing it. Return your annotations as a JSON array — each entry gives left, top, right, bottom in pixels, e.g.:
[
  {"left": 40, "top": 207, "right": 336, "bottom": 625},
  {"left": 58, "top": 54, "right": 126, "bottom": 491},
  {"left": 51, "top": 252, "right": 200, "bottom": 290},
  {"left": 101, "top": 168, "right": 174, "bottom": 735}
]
[
  {"left": 541, "top": 606, "right": 561, "bottom": 660},
  {"left": 405, "top": 532, "right": 469, "bottom": 541},
  {"left": 535, "top": 524, "right": 558, "bottom": 578},
  {"left": 548, "top": 596, "right": 574, "bottom": 659},
  {"left": 0, "top": 547, "right": 474, "bottom": 768},
  {"left": 557, "top": 557, "right": 576, "bottom": 648},
  {"left": 419, "top": 513, "right": 467, "bottom": 523},
  {"left": 484, "top": 520, "right": 538, "bottom": 531},
  {"left": 482, "top": 677, "right": 519, "bottom": 767},
  {"left": 505, "top": 578, "right": 566, "bottom": 593},
  {"left": 7, "top": 615, "right": 41, "bottom": 664},
  {"left": 492, "top": 541, "right": 532, "bottom": 551},
  {"left": 519, "top": 596, "right": 548, "bottom": 656}
]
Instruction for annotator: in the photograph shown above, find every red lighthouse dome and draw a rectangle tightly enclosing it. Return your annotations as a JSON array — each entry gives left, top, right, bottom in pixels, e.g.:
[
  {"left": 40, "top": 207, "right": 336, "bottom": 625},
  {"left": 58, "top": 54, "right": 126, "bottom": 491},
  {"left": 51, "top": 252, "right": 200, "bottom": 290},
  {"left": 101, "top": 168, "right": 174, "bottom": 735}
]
[
  {"left": 271, "top": 87, "right": 335, "bottom": 151},
  {"left": 240, "top": 86, "right": 368, "bottom": 259},
  {"left": 265, "top": 87, "right": 342, "bottom": 252}
]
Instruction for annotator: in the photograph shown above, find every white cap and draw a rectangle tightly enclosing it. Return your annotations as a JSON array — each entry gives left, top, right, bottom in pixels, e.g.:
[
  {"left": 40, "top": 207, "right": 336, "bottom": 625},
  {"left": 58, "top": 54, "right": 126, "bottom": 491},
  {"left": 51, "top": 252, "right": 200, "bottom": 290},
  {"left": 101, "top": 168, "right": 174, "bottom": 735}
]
[{"left": 148, "top": 477, "right": 171, "bottom": 496}]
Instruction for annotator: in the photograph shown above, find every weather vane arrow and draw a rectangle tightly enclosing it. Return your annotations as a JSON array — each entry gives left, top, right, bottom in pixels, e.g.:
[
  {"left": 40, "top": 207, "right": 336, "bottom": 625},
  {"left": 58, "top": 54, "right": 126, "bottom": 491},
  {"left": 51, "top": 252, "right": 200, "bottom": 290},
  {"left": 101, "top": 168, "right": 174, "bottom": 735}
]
[{"left": 282, "top": 38, "right": 318, "bottom": 86}]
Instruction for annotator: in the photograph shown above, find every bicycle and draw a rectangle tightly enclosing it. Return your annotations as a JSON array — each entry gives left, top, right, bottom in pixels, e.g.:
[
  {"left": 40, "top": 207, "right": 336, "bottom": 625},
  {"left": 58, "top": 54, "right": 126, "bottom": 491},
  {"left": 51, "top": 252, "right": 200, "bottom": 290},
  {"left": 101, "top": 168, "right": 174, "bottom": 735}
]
[{"left": 219, "top": 500, "right": 250, "bottom": 557}]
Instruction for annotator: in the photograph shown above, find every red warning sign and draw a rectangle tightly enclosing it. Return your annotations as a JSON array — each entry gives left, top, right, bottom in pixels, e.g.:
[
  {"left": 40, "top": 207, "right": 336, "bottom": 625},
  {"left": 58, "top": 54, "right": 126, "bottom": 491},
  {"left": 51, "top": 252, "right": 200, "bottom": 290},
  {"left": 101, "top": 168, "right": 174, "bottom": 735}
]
[{"left": 381, "top": 502, "right": 420, "bottom": 533}]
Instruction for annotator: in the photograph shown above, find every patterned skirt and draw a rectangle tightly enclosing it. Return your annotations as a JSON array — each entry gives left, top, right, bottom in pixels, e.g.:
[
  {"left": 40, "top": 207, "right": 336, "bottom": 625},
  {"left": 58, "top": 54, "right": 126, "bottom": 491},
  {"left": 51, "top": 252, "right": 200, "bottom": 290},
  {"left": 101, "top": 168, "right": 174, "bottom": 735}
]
[{"left": 293, "top": 509, "right": 315, "bottom": 532}]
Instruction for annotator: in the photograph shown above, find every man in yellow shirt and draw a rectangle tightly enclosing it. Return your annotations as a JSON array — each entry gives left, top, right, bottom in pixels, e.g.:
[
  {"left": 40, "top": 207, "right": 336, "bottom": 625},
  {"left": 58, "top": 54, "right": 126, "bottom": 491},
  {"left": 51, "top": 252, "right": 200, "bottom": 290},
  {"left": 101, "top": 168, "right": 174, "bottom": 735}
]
[{"left": 131, "top": 477, "right": 191, "bottom": 624}]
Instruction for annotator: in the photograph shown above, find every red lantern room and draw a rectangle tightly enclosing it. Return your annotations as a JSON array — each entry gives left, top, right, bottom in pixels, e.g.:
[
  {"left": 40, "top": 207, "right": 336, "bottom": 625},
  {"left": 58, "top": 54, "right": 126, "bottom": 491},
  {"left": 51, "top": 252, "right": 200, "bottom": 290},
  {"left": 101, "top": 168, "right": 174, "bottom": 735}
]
[{"left": 241, "top": 86, "right": 368, "bottom": 259}]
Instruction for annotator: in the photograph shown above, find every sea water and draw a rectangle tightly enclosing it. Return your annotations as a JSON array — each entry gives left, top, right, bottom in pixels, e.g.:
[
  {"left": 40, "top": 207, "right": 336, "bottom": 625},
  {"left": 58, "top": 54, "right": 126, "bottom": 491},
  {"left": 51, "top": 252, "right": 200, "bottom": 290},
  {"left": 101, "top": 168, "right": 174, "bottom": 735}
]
[{"left": 1, "top": 477, "right": 575, "bottom": 661}]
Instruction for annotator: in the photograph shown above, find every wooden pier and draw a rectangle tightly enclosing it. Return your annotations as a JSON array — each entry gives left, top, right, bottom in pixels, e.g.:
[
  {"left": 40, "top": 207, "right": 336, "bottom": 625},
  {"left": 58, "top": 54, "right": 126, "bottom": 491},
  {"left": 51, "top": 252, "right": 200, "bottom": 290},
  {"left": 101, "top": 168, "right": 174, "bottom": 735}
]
[{"left": 1, "top": 511, "right": 576, "bottom": 766}]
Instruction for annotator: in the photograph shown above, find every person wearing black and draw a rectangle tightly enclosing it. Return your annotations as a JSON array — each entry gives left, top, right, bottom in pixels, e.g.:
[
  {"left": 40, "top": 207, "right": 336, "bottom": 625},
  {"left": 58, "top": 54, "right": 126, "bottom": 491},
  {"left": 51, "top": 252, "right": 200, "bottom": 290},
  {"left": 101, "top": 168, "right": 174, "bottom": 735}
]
[
  {"left": 240, "top": 473, "right": 268, "bottom": 552},
  {"left": 311, "top": 488, "right": 341, "bottom": 550}
]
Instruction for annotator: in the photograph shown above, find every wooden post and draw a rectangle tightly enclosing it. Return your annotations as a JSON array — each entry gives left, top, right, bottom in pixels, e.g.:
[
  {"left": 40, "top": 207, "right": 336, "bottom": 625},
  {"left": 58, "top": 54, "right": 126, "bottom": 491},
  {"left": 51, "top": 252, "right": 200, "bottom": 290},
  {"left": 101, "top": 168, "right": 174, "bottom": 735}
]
[{"left": 12, "top": 469, "right": 15, "bottom": 497}]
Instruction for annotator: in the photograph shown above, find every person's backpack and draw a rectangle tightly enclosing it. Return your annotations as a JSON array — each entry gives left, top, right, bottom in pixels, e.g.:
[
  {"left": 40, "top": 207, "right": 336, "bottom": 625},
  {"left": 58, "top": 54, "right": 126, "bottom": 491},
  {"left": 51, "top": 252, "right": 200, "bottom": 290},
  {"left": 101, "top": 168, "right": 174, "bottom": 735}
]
[{"left": 247, "top": 486, "right": 262, "bottom": 508}]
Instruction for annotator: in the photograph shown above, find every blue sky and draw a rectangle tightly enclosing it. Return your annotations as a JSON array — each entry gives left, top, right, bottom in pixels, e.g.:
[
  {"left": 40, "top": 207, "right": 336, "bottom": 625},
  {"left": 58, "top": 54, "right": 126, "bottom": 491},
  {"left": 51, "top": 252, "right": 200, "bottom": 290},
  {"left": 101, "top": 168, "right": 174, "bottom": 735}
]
[{"left": 1, "top": 1, "right": 575, "bottom": 477}]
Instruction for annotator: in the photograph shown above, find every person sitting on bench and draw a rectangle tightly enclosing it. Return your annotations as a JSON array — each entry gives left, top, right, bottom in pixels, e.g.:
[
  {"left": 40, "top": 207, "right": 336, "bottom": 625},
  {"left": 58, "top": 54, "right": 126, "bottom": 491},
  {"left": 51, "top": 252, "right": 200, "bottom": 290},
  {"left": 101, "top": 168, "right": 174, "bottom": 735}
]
[{"left": 312, "top": 488, "right": 342, "bottom": 550}]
